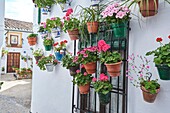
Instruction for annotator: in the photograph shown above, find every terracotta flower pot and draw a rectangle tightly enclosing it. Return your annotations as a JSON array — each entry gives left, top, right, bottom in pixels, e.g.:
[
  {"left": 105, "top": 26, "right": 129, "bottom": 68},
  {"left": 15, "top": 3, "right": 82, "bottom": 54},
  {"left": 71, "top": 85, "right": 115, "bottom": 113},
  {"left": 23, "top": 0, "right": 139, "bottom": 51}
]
[
  {"left": 67, "top": 29, "right": 79, "bottom": 40},
  {"left": 79, "top": 83, "right": 90, "bottom": 94},
  {"left": 27, "top": 37, "right": 37, "bottom": 46},
  {"left": 86, "top": 22, "right": 99, "bottom": 34},
  {"left": 105, "top": 61, "right": 122, "bottom": 77},
  {"left": 84, "top": 62, "right": 96, "bottom": 74},
  {"left": 69, "top": 65, "right": 79, "bottom": 76},
  {"left": 138, "top": 0, "right": 158, "bottom": 17},
  {"left": 141, "top": 86, "right": 160, "bottom": 103}
]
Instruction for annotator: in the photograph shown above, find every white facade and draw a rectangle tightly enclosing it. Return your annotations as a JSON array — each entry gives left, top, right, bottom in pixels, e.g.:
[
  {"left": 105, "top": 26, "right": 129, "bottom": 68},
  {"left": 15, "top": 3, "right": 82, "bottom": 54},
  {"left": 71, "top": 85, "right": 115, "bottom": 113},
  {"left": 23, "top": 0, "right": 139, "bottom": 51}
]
[{"left": 31, "top": 1, "right": 170, "bottom": 113}]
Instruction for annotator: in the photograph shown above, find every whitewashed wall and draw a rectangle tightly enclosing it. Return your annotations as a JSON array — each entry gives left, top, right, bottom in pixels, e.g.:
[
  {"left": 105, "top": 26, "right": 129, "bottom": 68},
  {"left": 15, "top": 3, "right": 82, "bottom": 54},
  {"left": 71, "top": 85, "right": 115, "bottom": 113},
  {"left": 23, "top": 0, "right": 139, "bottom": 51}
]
[{"left": 31, "top": 0, "right": 170, "bottom": 113}]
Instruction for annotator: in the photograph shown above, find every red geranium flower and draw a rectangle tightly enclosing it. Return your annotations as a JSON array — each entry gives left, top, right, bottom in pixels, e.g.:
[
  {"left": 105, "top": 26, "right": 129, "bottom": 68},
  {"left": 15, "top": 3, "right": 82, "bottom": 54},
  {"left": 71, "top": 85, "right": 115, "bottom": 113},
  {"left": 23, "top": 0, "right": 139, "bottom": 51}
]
[
  {"left": 168, "top": 35, "right": 170, "bottom": 39},
  {"left": 156, "top": 37, "right": 163, "bottom": 42},
  {"left": 53, "top": 42, "right": 58, "bottom": 46},
  {"left": 60, "top": 41, "right": 64, "bottom": 45},
  {"left": 64, "top": 40, "right": 67, "bottom": 43},
  {"left": 67, "top": 8, "right": 73, "bottom": 15}
]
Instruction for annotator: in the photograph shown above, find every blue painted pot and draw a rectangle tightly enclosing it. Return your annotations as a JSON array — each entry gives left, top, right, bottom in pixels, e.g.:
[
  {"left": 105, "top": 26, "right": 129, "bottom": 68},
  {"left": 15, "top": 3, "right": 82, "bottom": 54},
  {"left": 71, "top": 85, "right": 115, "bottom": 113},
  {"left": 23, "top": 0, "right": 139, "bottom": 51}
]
[{"left": 55, "top": 52, "right": 64, "bottom": 61}]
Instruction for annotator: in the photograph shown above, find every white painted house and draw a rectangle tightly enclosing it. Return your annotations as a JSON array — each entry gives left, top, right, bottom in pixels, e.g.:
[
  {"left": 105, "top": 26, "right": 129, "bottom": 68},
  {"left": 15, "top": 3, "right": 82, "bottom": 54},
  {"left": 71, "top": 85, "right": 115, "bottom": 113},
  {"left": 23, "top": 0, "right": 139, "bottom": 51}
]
[{"left": 30, "top": 0, "right": 170, "bottom": 113}]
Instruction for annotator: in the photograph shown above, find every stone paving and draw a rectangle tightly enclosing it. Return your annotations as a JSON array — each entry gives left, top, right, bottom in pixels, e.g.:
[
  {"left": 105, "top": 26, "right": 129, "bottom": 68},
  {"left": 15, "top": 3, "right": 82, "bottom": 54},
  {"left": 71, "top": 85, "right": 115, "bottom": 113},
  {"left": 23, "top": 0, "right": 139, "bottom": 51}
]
[{"left": 0, "top": 74, "right": 31, "bottom": 113}]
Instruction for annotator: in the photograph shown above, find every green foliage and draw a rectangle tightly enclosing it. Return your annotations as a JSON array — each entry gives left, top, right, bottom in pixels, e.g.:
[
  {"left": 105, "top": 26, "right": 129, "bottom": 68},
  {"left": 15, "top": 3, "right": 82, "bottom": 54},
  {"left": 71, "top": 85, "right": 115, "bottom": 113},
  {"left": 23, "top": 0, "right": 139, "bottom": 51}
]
[
  {"left": 28, "top": 33, "right": 38, "bottom": 38},
  {"left": 146, "top": 42, "right": 170, "bottom": 67},
  {"left": 62, "top": 54, "right": 79, "bottom": 69},
  {"left": 1, "top": 67, "right": 5, "bottom": 71},
  {"left": 100, "top": 51, "right": 122, "bottom": 64},
  {"left": 37, "top": 55, "right": 58, "bottom": 70},
  {"left": 38, "top": 26, "right": 46, "bottom": 32},
  {"left": 53, "top": 40, "right": 67, "bottom": 52},
  {"left": 33, "top": 49, "right": 43, "bottom": 57},
  {"left": 73, "top": 71, "right": 92, "bottom": 86},
  {"left": 141, "top": 79, "right": 160, "bottom": 94},
  {"left": 43, "top": 37, "right": 54, "bottom": 46},
  {"left": 34, "top": 0, "right": 56, "bottom": 8},
  {"left": 0, "top": 82, "right": 3, "bottom": 87},
  {"left": 63, "top": 18, "right": 80, "bottom": 32},
  {"left": 93, "top": 80, "right": 112, "bottom": 95},
  {"left": 45, "top": 17, "right": 62, "bottom": 32},
  {"left": 1, "top": 48, "right": 8, "bottom": 57},
  {"left": 56, "top": 0, "right": 67, "bottom": 4}
]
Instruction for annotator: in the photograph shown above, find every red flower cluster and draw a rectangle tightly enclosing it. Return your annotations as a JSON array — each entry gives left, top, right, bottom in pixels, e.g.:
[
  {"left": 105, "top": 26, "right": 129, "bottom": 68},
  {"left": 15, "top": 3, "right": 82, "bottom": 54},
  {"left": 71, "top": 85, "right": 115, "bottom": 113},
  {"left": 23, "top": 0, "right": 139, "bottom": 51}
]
[
  {"left": 60, "top": 40, "right": 68, "bottom": 45},
  {"left": 63, "top": 8, "right": 73, "bottom": 21},
  {"left": 168, "top": 35, "right": 170, "bottom": 39},
  {"left": 53, "top": 42, "right": 58, "bottom": 46},
  {"left": 156, "top": 37, "right": 163, "bottom": 42}
]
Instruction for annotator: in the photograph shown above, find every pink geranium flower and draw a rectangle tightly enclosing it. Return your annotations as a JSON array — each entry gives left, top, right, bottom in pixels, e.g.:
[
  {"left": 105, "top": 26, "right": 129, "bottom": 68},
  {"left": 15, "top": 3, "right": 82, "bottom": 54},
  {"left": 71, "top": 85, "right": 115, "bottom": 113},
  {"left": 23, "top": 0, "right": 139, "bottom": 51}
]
[
  {"left": 99, "top": 73, "right": 109, "bottom": 81},
  {"left": 92, "top": 77, "right": 97, "bottom": 82},
  {"left": 84, "top": 72, "right": 88, "bottom": 76},
  {"left": 76, "top": 69, "right": 80, "bottom": 73}
]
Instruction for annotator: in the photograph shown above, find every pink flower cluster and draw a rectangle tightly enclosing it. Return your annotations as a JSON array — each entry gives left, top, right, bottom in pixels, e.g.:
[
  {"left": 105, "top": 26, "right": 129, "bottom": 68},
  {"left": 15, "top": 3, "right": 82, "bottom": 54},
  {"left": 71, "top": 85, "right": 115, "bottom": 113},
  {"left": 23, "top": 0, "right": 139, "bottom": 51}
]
[
  {"left": 63, "top": 8, "right": 73, "bottom": 21},
  {"left": 50, "top": 17, "right": 56, "bottom": 20},
  {"left": 41, "top": 22, "right": 46, "bottom": 28},
  {"left": 46, "top": 37, "right": 52, "bottom": 40},
  {"left": 73, "top": 56, "right": 78, "bottom": 62},
  {"left": 100, "top": 73, "right": 109, "bottom": 81},
  {"left": 101, "top": 3, "right": 130, "bottom": 19},
  {"left": 77, "top": 46, "right": 98, "bottom": 57},
  {"left": 98, "top": 40, "right": 110, "bottom": 52}
]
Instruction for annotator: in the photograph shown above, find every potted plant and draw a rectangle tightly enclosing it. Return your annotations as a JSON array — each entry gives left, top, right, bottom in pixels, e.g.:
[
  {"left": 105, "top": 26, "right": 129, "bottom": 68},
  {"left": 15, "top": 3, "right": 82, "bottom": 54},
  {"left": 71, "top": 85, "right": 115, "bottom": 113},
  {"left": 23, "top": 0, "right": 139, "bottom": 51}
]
[
  {"left": 63, "top": 8, "right": 80, "bottom": 40},
  {"left": 43, "top": 37, "right": 54, "bottom": 51},
  {"left": 92, "top": 73, "right": 113, "bottom": 105},
  {"left": 146, "top": 36, "right": 170, "bottom": 80},
  {"left": 101, "top": 3, "right": 130, "bottom": 38},
  {"left": 15, "top": 68, "right": 20, "bottom": 74},
  {"left": 33, "top": 49, "right": 44, "bottom": 62},
  {"left": 53, "top": 40, "right": 67, "bottom": 61},
  {"left": 80, "top": 6, "right": 100, "bottom": 34},
  {"left": 37, "top": 54, "right": 59, "bottom": 72},
  {"left": 73, "top": 69, "right": 92, "bottom": 94},
  {"left": 1, "top": 48, "right": 8, "bottom": 58},
  {"left": 62, "top": 53, "right": 79, "bottom": 76},
  {"left": 77, "top": 46, "right": 98, "bottom": 74},
  {"left": 21, "top": 55, "right": 27, "bottom": 62},
  {"left": 98, "top": 40, "right": 122, "bottom": 77},
  {"left": 27, "top": 33, "right": 38, "bottom": 46},
  {"left": 1, "top": 67, "right": 5, "bottom": 72},
  {"left": 38, "top": 23, "right": 48, "bottom": 38},
  {"left": 45, "top": 17, "right": 62, "bottom": 38},
  {"left": 126, "top": 54, "right": 160, "bottom": 103},
  {"left": 56, "top": 0, "right": 71, "bottom": 12}
]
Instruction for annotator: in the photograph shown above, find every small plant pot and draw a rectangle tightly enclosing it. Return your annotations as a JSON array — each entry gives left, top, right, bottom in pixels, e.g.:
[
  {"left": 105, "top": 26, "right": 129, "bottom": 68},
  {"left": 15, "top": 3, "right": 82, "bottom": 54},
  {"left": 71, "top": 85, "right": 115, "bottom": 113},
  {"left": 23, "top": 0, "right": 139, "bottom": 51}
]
[
  {"left": 41, "top": 7, "right": 51, "bottom": 15},
  {"left": 69, "top": 65, "right": 79, "bottom": 76},
  {"left": 44, "top": 45, "right": 52, "bottom": 51},
  {"left": 34, "top": 56, "right": 43, "bottom": 62},
  {"left": 51, "top": 28, "right": 61, "bottom": 38},
  {"left": 45, "top": 63, "right": 54, "bottom": 72},
  {"left": 138, "top": 0, "right": 158, "bottom": 17},
  {"left": 111, "top": 21, "right": 128, "bottom": 38},
  {"left": 156, "top": 64, "right": 170, "bottom": 80},
  {"left": 79, "top": 83, "right": 90, "bottom": 94},
  {"left": 55, "top": 52, "right": 64, "bottom": 61},
  {"left": 67, "top": 29, "right": 79, "bottom": 40},
  {"left": 87, "top": 22, "right": 99, "bottom": 34},
  {"left": 141, "top": 86, "right": 160, "bottom": 103},
  {"left": 105, "top": 61, "right": 122, "bottom": 77},
  {"left": 27, "top": 37, "right": 37, "bottom": 46},
  {"left": 39, "top": 31, "right": 48, "bottom": 38},
  {"left": 84, "top": 62, "right": 96, "bottom": 74},
  {"left": 98, "top": 92, "right": 111, "bottom": 105}
]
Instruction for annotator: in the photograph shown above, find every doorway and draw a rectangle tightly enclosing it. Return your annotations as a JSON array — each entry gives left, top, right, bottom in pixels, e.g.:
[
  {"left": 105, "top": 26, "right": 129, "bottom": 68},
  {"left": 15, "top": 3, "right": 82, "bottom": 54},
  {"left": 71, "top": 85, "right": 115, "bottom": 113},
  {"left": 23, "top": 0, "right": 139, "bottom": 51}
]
[{"left": 7, "top": 52, "right": 20, "bottom": 73}]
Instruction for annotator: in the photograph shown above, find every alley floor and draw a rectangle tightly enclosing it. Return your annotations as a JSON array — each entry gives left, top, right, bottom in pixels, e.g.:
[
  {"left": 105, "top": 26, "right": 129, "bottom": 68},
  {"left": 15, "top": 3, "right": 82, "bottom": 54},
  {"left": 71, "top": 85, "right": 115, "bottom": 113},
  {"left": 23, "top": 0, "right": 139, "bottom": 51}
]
[{"left": 0, "top": 74, "right": 31, "bottom": 113}]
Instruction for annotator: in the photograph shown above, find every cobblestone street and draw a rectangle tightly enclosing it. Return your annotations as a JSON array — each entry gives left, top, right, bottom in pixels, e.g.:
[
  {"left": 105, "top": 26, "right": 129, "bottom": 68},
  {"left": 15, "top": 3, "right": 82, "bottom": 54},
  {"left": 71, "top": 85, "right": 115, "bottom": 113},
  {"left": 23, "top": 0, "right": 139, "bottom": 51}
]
[{"left": 0, "top": 74, "right": 31, "bottom": 113}]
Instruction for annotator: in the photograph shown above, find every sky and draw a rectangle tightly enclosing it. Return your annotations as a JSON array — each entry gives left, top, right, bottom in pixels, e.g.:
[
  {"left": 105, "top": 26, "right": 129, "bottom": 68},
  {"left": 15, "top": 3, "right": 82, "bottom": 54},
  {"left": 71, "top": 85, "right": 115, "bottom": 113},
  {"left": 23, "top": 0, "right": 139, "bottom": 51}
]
[{"left": 5, "top": 0, "right": 34, "bottom": 22}]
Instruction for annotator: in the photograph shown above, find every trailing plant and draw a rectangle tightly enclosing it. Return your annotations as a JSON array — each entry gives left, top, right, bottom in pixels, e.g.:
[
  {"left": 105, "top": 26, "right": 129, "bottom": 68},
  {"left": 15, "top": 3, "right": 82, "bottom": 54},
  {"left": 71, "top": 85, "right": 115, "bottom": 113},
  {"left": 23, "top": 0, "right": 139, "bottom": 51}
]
[
  {"left": 45, "top": 17, "right": 62, "bottom": 32},
  {"left": 63, "top": 8, "right": 80, "bottom": 32},
  {"left": 34, "top": 0, "right": 56, "bottom": 8},
  {"left": 98, "top": 40, "right": 122, "bottom": 64},
  {"left": 126, "top": 54, "right": 160, "bottom": 94},
  {"left": 62, "top": 53, "right": 79, "bottom": 69},
  {"left": 27, "top": 33, "right": 38, "bottom": 38},
  {"left": 37, "top": 54, "right": 58, "bottom": 70},
  {"left": 146, "top": 36, "right": 170, "bottom": 67},
  {"left": 77, "top": 46, "right": 98, "bottom": 64},
  {"left": 53, "top": 40, "right": 67, "bottom": 52},
  {"left": 33, "top": 49, "right": 43, "bottom": 57},
  {"left": 43, "top": 37, "right": 54, "bottom": 46},
  {"left": 73, "top": 69, "right": 92, "bottom": 86},
  {"left": 92, "top": 73, "right": 113, "bottom": 94}
]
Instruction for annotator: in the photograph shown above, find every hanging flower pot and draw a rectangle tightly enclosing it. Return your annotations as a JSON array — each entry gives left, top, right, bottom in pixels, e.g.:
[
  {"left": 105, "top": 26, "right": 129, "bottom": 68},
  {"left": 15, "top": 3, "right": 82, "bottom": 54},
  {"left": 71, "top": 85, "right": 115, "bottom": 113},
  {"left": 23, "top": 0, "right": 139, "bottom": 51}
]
[
  {"left": 45, "top": 63, "right": 54, "bottom": 72},
  {"left": 39, "top": 31, "right": 48, "bottom": 38},
  {"left": 156, "top": 64, "right": 170, "bottom": 80},
  {"left": 55, "top": 51, "right": 64, "bottom": 61},
  {"left": 87, "top": 22, "right": 99, "bottom": 34},
  {"left": 51, "top": 28, "right": 61, "bottom": 38},
  {"left": 105, "top": 61, "right": 122, "bottom": 77},
  {"left": 27, "top": 37, "right": 37, "bottom": 46},
  {"left": 44, "top": 45, "right": 52, "bottom": 51},
  {"left": 111, "top": 21, "right": 128, "bottom": 38},
  {"left": 79, "top": 83, "right": 90, "bottom": 94},
  {"left": 41, "top": 6, "right": 51, "bottom": 15},
  {"left": 69, "top": 65, "right": 79, "bottom": 76},
  {"left": 84, "top": 62, "right": 96, "bottom": 74},
  {"left": 67, "top": 29, "right": 79, "bottom": 40},
  {"left": 141, "top": 86, "right": 160, "bottom": 103},
  {"left": 138, "top": 0, "right": 158, "bottom": 17},
  {"left": 34, "top": 56, "right": 43, "bottom": 62},
  {"left": 98, "top": 92, "right": 111, "bottom": 105}
]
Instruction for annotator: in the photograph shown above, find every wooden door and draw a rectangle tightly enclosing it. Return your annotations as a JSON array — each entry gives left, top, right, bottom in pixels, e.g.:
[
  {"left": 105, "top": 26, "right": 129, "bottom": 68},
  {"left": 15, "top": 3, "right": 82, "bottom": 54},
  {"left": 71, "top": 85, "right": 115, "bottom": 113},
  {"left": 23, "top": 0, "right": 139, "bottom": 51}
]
[{"left": 7, "top": 52, "right": 20, "bottom": 73}]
